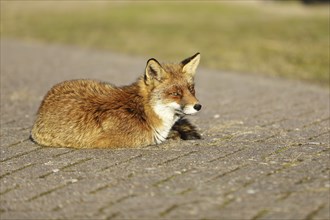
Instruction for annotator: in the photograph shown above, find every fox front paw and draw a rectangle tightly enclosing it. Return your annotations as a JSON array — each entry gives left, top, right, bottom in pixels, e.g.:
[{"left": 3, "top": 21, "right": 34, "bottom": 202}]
[{"left": 169, "top": 118, "right": 201, "bottom": 140}]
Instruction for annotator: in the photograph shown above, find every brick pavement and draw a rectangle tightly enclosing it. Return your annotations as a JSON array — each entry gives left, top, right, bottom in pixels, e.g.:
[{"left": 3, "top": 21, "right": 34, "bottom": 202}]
[{"left": 1, "top": 39, "right": 329, "bottom": 219}]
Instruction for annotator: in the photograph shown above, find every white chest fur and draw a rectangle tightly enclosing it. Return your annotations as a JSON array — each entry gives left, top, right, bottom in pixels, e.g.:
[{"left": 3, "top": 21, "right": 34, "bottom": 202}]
[{"left": 152, "top": 101, "right": 180, "bottom": 144}]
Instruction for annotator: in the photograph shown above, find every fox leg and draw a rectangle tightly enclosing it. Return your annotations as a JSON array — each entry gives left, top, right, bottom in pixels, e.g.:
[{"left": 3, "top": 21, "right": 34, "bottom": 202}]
[{"left": 168, "top": 118, "right": 201, "bottom": 140}]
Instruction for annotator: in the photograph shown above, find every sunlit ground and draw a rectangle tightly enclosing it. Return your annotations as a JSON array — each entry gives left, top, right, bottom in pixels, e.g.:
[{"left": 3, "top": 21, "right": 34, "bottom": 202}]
[{"left": 1, "top": 1, "right": 328, "bottom": 86}]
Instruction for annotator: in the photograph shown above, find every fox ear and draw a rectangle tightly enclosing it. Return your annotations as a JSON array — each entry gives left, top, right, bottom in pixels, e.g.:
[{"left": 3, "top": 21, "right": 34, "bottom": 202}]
[
  {"left": 181, "top": 53, "right": 201, "bottom": 76},
  {"left": 145, "top": 58, "right": 166, "bottom": 84}
]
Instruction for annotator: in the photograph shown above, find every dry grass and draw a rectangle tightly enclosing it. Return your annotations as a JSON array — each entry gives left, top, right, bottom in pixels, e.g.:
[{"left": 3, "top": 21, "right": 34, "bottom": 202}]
[{"left": 1, "top": 1, "right": 329, "bottom": 86}]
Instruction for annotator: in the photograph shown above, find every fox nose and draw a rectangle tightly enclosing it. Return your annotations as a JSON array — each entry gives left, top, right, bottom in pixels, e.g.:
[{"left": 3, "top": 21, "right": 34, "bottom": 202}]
[{"left": 193, "top": 104, "right": 202, "bottom": 111}]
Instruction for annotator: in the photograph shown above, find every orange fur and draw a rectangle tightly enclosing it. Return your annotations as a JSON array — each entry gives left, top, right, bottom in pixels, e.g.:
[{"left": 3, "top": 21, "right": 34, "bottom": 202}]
[{"left": 31, "top": 53, "right": 202, "bottom": 148}]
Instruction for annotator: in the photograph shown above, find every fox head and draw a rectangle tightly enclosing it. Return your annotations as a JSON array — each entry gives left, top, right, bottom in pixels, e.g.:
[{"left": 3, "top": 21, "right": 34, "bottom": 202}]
[{"left": 143, "top": 53, "right": 201, "bottom": 118}]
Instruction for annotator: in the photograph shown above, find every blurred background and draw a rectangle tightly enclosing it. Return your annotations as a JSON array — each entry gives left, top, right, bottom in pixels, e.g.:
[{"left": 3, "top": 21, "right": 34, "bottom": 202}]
[{"left": 1, "top": 0, "right": 329, "bottom": 86}]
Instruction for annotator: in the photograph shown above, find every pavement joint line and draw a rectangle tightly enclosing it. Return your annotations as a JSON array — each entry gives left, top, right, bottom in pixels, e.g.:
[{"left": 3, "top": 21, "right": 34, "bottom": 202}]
[
  {"left": 206, "top": 164, "right": 249, "bottom": 183},
  {"left": 156, "top": 150, "right": 199, "bottom": 166},
  {"left": 262, "top": 143, "right": 303, "bottom": 160},
  {"left": 2, "top": 39, "right": 329, "bottom": 219},
  {"left": 3, "top": 138, "right": 30, "bottom": 148},
  {"left": 159, "top": 200, "right": 200, "bottom": 217},
  {"left": 152, "top": 168, "right": 192, "bottom": 187},
  {"left": 254, "top": 132, "right": 281, "bottom": 143},
  {"left": 265, "top": 159, "right": 304, "bottom": 177},
  {"left": 97, "top": 194, "right": 136, "bottom": 214},
  {"left": 260, "top": 152, "right": 329, "bottom": 188},
  {"left": 251, "top": 209, "right": 269, "bottom": 220},
  {"left": 303, "top": 117, "right": 330, "bottom": 128},
  {"left": 303, "top": 203, "right": 326, "bottom": 220},
  {"left": 0, "top": 184, "right": 19, "bottom": 196},
  {"left": 51, "top": 205, "right": 62, "bottom": 212},
  {"left": 319, "top": 148, "right": 330, "bottom": 154},
  {"left": 1, "top": 126, "right": 32, "bottom": 132},
  {"left": 53, "top": 149, "right": 77, "bottom": 158},
  {"left": 0, "top": 163, "right": 36, "bottom": 179},
  {"left": 101, "top": 154, "right": 143, "bottom": 171},
  {"left": 159, "top": 204, "right": 179, "bottom": 217},
  {"left": 59, "top": 157, "right": 93, "bottom": 170},
  {"left": 176, "top": 172, "right": 254, "bottom": 198},
  {"left": 276, "top": 191, "right": 293, "bottom": 201},
  {"left": 39, "top": 158, "right": 93, "bottom": 178},
  {"left": 26, "top": 177, "right": 83, "bottom": 202},
  {"left": 20, "top": 126, "right": 32, "bottom": 131},
  {"left": 0, "top": 119, "right": 16, "bottom": 126},
  {"left": 176, "top": 187, "right": 193, "bottom": 195},
  {"left": 104, "top": 212, "right": 121, "bottom": 220},
  {"left": 89, "top": 183, "right": 114, "bottom": 194},
  {"left": 208, "top": 148, "right": 245, "bottom": 163},
  {"left": 217, "top": 159, "right": 325, "bottom": 211},
  {"left": 308, "top": 130, "right": 330, "bottom": 140},
  {"left": 26, "top": 184, "right": 69, "bottom": 202},
  {"left": 294, "top": 176, "right": 313, "bottom": 185},
  {"left": 290, "top": 152, "right": 304, "bottom": 163},
  {"left": 223, "top": 180, "right": 255, "bottom": 197},
  {"left": 16, "top": 126, "right": 32, "bottom": 132},
  {"left": 0, "top": 147, "right": 42, "bottom": 162},
  {"left": 218, "top": 197, "right": 235, "bottom": 209}
]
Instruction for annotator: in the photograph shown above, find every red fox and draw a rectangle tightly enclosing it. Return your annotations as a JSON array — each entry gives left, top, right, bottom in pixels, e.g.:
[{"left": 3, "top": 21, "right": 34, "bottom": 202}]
[{"left": 31, "top": 53, "right": 202, "bottom": 148}]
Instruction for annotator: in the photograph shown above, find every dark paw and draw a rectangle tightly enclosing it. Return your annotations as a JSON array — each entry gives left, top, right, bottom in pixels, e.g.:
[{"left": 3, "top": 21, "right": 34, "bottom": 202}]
[
  {"left": 180, "top": 131, "right": 202, "bottom": 140},
  {"left": 170, "top": 118, "right": 202, "bottom": 140}
]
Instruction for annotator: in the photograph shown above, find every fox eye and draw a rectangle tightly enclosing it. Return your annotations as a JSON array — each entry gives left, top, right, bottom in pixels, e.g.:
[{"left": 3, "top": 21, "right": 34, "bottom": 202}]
[
  {"left": 170, "top": 91, "right": 181, "bottom": 97},
  {"left": 189, "top": 86, "right": 195, "bottom": 95}
]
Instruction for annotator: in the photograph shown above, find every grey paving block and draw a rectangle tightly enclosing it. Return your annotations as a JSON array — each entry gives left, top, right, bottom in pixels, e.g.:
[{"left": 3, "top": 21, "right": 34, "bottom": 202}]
[{"left": 1, "top": 39, "right": 329, "bottom": 219}]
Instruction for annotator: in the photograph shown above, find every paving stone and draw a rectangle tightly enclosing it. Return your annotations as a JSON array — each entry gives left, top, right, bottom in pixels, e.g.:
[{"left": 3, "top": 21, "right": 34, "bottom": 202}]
[{"left": 1, "top": 39, "right": 329, "bottom": 219}]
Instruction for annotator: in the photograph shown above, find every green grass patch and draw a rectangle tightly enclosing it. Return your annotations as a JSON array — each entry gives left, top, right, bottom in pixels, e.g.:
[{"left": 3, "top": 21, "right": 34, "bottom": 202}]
[{"left": 1, "top": 2, "right": 329, "bottom": 86}]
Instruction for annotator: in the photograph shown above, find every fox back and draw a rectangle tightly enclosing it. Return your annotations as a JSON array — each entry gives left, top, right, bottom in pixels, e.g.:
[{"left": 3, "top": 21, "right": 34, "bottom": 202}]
[{"left": 31, "top": 53, "right": 202, "bottom": 148}]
